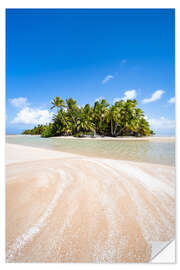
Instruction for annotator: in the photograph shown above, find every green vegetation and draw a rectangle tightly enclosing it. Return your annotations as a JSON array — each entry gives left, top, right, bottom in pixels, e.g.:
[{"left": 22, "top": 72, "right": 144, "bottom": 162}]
[
  {"left": 22, "top": 97, "right": 154, "bottom": 138},
  {"left": 22, "top": 124, "right": 46, "bottom": 135}
]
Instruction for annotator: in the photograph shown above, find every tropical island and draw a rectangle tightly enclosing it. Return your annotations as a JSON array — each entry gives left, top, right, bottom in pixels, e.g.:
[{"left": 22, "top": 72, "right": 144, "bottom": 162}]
[{"left": 22, "top": 97, "right": 155, "bottom": 138}]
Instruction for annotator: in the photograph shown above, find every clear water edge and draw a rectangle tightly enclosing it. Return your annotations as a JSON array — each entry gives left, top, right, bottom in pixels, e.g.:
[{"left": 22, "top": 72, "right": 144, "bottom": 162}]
[{"left": 6, "top": 135, "right": 175, "bottom": 166}]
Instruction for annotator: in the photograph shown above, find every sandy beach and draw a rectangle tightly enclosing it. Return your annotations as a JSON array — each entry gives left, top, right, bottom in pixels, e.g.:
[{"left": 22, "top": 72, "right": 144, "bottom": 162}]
[
  {"left": 53, "top": 135, "right": 175, "bottom": 142},
  {"left": 7, "top": 134, "right": 176, "bottom": 142},
  {"left": 6, "top": 143, "right": 175, "bottom": 263}
]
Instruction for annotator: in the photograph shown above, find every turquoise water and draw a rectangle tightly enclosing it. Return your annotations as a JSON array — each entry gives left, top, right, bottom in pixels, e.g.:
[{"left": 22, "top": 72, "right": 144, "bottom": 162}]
[{"left": 6, "top": 135, "right": 175, "bottom": 166}]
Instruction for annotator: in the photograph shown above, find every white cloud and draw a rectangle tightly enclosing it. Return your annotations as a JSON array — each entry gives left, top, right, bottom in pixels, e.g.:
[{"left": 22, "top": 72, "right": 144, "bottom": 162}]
[
  {"left": 113, "top": 98, "right": 121, "bottom": 103},
  {"left": 144, "top": 115, "right": 148, "bottom": 120},
  {"left": 122, "top": 90, "right": 137, "bottom": 100},
  {"left": 9, "top": 97, "right": 29, "bottom": 108},
  {"left": 102, "top": 75, "right": 114, "bottom": 84},
  {"left": 168, "top": 97, "right": 175, "bottom": 104},
  {"left": 142, "top": 90, "right": 165, "bottom": 104},
  {"left": 148, "top": 117, "right": 175, "bottom": 130},
  {"left": 113, "top": 89, "right": 137, "bottom": 103},
  {"left": 11, "top": 107, "right": 53, "bottom": 125},
  {"left": 95, "top": 96, "right": 105, "bottom": 102}
]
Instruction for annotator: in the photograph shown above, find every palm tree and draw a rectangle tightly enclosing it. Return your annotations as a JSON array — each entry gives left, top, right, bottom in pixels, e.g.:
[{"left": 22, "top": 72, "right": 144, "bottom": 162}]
[
  {"left": 23, "top": 97, "right": 152, "bottom": 137},
  {"left": 93, "top": 99, "right": 109, "bottom": 134},
  {"left": 66, "top": 98, "right": 78, "bottom": 123},
  {"left": 115, "top": 99, "right": 137, "bottom": 136},
  {"left": 76, "top": 115, "right": 95, "bottom": 134},
  {"left": 50, "top": 97, "right": 68, "bottom": 126}
]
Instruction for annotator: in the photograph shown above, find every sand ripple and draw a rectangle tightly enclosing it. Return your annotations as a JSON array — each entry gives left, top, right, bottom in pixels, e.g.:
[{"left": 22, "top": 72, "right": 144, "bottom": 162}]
[{"left": 6, "top": 157, "right": 175, "bottom": 263}]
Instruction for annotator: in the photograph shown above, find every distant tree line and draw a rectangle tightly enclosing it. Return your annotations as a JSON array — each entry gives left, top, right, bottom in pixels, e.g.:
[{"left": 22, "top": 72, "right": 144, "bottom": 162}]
[
  {"left": 22, "top": 124, "right": 46, "bottom": 135},
  {"left": 22, "top": 97, "right": 155, "bottom": 138}
]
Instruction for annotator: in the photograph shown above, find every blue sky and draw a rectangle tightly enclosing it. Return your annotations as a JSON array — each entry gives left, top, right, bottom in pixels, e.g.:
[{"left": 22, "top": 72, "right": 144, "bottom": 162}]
[{"left": 6, "top": 9, "right": 175, "bottom": 135}]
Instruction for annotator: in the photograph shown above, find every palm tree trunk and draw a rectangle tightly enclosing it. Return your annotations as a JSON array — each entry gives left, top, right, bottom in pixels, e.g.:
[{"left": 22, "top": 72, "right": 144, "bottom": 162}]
[
  {"left": 116, "top": 126, "right": 125, "bottom": 136},
  {"left": 71, "top": 112, "right": 75, "bottom": 123},
  {"left": 111, "top": 118, "right": 114, "bottom": 136},
  {"left": 114, "top": 123, "right": 118, "bottom": 136},
  {"left": 60, "top": 111, "right": 68, "bottom": 126},
  {"left": 69, "top": 109, "right": 75, "bottom": 124}
]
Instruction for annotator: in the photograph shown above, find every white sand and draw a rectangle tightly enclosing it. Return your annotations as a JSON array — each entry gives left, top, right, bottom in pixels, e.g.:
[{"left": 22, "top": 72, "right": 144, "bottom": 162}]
[
  {"left": 6, "top": 143, "right": 80, "bottom": 165},
  {"left": 6, "top": 134, "right": 175, "bottom": 142},
  {"left": 6, "top": 143, "right": 175, "bottom": 263},
  {"left": 52, "top": 135, "right": 175, "bottom": 142}
]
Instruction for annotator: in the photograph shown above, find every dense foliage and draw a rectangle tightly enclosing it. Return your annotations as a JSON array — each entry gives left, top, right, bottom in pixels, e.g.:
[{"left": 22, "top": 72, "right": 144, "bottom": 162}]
[
  {"left": 22, "top": 124, "right": 46, "bottom": 135},
  {"left": 22, "top": 97, "right": 154, "bottom": 138}
]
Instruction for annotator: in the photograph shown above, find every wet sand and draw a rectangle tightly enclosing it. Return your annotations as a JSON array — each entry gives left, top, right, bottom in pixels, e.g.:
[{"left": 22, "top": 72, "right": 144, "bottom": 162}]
[{"left": 6, "top": 144, "right": 175, "bottom": 263}]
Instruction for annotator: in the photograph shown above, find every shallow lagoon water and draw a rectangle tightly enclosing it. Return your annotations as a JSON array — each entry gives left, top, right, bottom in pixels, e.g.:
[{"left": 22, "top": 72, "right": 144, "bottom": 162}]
[{"left": 6, "top": 135, "right": 175, "bottom": 166}]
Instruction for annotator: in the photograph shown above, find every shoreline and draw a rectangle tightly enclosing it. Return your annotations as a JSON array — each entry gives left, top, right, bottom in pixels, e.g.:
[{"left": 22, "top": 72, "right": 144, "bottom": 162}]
[
  {"left": 6, "top": 143, "right": 175, "bottom": 262},
  {"left": 6, "top": 143, "right": 81, "bottom": 165},
  {"left": 6, "top": 134, "right": 175, "bottom": 142},
  {"left": 6, "top": 143, "right": 174, "bottom": 168}
]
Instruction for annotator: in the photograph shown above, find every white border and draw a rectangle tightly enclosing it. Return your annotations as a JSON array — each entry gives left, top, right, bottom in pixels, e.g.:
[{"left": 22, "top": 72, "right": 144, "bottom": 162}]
[
  {"left": 0, "top": 4, "right": 5, "bottom": 266},
  {"left": 0, "top": 0, "right": 178, "bottom": 9},
  {"left": 0, "top": 0, "right": 179, "bottom": 269}
]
